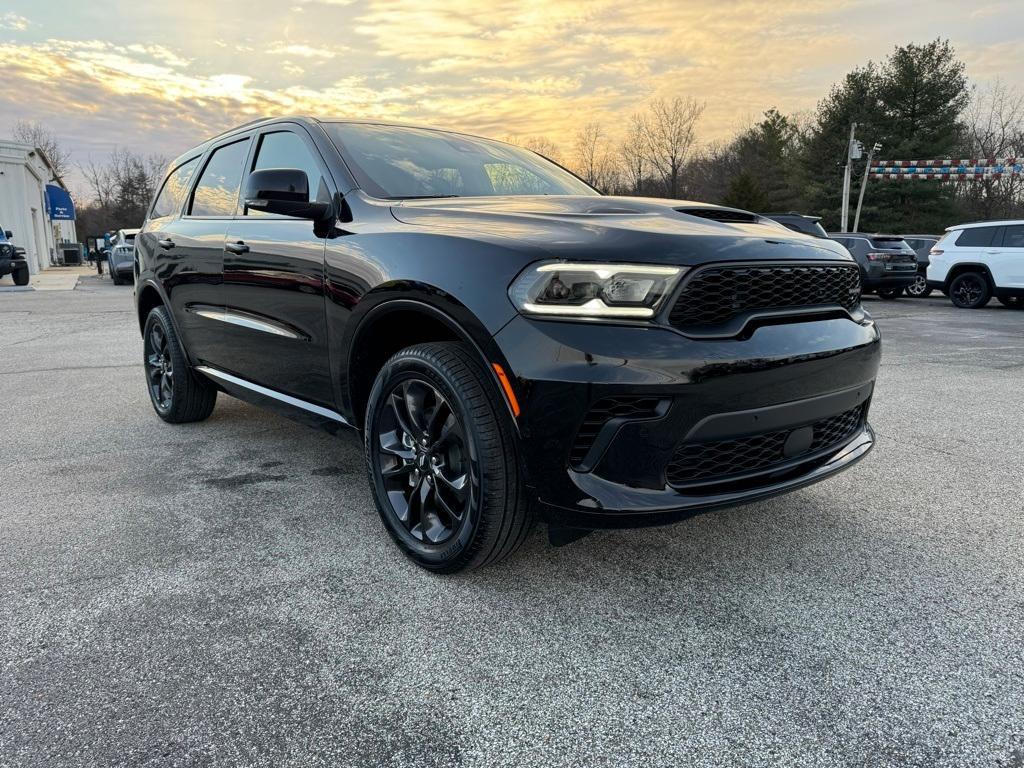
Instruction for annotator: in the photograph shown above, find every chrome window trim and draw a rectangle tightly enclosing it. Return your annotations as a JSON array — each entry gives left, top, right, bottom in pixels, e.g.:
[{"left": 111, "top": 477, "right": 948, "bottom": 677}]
[
  {"left": 195, "top": 366, "right": 349, "bottom": 424},
  {"left": 190, "top": 306, "right": 304, "bottom": 339}
]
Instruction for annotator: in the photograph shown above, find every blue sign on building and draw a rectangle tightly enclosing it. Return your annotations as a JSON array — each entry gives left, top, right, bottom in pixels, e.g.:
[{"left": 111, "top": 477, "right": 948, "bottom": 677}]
[{"left": 44, "top": 184, "right": 76, "bottom": 221}]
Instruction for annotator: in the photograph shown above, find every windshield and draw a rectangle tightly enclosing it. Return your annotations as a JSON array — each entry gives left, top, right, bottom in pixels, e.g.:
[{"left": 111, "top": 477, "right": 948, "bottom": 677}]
[
  {"left": 0, "top": 226, "right": 7, "bottom": 242},
  {"left": 325, "top": 123, "right": 598, "bottom": 199}
]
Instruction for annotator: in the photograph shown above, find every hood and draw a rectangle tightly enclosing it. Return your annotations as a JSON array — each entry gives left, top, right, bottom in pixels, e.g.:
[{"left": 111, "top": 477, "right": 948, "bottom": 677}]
[{"left": 390, "top": 195, "right": 852, "bottom": 266}]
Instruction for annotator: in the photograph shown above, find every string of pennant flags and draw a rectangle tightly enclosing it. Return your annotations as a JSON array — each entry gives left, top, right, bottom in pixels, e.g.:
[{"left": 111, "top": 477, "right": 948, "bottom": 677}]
[{"left": 869, "top": 158, "right": 1023, "bottom": 181}]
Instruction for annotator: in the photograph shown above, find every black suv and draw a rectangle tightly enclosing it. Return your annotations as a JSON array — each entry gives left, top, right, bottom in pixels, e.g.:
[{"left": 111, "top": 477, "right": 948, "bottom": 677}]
[
  {"left": 135, "top": 117, "right": 880, "bottom": 572},
  {"left": 827, "top": 233, "right": 918, "bottom": 298},
  {"left": 0, "top": 226, "right": 29, "bottom": 286}
]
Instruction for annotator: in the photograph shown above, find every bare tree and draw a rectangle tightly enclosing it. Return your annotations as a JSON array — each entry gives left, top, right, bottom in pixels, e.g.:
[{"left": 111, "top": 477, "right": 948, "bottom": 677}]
[
  {"left": 640, "top": 96, "right": 705, "bottom": 199},
  {"left": 76, "top": 148, "right": 168, "bottom": 234},
  {"left": 13, "top": 120, "right": 72, "bottom": 180},
  {"left": 957, "top": 79, "right": 1024, "bottom": 220},
  {"left": 572, "top": 122, "right": 618, "bottom": 192},
  {"left": 523, "top": 136, "right": 562, "bottom": 164},
  {"left": 620, "top": 114, "right": 648, "bottom": 195}
]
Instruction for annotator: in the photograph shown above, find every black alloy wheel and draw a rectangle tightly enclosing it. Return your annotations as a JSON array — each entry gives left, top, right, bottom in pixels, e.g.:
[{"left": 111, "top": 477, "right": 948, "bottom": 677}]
[
  {"left": 376, "top": 378, "right": 473, "bottom": 545},
  {"left": 948, "top": 273, "right": 991, "bottom": 309},
  {"left": 365, "top": 342, "right": 533, "bottom": 572},
  {"left": 142, "top": 306, "right": 217, "bottom": 423},
  {"left": 145, "top": 320, "right": 174, "bottom": 413},
  {"left": 905, "top": 274, "right": 932, "bottom": 298}
]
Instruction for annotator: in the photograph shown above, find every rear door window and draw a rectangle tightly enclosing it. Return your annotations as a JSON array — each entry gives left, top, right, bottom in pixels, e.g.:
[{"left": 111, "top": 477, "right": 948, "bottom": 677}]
[
  {"left": 189, "top": 138, "right": 251, "bottom": 217},
  {"left": 955, "top": 227, "right": 996, "bottom": 247},
  {"left": 151, "top": 157, "right": 200, "bottom": 220}
]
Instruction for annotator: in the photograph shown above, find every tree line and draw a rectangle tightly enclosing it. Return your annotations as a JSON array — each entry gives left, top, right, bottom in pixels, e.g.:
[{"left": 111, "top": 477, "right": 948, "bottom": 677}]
[
  {"left": 15, "top": 38, "right": 1024, "bottom": 240},
  {"left": 525, "top": 40, "right": 1024, "bottom": 234}
]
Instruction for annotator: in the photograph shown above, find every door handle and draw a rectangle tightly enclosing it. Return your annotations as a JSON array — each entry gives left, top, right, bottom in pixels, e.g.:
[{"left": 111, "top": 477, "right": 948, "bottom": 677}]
[
  {"left": 225, "top": 241, "right": 250, "bottom": 254},
  {"left": 158, "top": 238, "right": 175, "bottom": 250}
]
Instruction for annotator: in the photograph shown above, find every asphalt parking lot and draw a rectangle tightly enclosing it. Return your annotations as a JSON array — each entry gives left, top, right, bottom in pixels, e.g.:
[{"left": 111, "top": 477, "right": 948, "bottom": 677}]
[{"left": 2, "top": 277, "right": 1023, "bottom": 768}]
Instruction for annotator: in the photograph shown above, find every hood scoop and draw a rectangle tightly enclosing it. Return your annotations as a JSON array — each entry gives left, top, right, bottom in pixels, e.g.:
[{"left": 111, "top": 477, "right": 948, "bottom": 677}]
[{"left": 676, "top": 207, "right": 761, "bottom": 224}]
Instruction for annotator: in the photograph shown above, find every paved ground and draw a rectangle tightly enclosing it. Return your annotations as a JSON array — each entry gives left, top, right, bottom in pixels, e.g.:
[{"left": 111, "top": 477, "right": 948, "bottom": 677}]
[
  {"left": 1, "top": 278, "right": 1023, "bottom": 767},
  {"left": 0, "top": 265, "right": 89, "bottom": 292}
]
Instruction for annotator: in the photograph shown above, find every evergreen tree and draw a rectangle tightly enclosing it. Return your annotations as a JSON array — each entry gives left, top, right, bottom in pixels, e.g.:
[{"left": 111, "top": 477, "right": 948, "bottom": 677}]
[{"left": 799, "top": 40, "right": 967, "bottom": 233}]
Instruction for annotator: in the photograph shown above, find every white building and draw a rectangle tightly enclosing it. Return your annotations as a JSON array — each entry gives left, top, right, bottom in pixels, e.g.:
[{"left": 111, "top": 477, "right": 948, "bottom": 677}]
[{"left": 0, "top": 141, "right": 78, "bottom": 275}]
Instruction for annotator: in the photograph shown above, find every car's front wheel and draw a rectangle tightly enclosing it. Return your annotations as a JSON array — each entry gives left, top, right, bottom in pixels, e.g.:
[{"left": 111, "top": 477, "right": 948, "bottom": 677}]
[
  {"left": 364, "top": 342, "right": 533, "bottom": 572},
  {"left": 12, "top": 267, "right": 29, "bottom": 286},
  {"left": 948, "top": 272, "right": 991, "bottom": 309},
  {"left": 142, "top": 306, "right": 217, "bottom": 423},
  {"left": 905, "top": 274, "right": 932, "bottom": 298},
  {"left": 876, "top": 286, "right": 904, "bottom": 299}
]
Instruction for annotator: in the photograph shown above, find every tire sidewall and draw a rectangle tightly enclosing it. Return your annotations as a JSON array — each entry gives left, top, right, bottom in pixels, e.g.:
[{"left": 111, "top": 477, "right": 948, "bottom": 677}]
[{"left": 365, "top": 351, "right": 487, "bottom": 569}]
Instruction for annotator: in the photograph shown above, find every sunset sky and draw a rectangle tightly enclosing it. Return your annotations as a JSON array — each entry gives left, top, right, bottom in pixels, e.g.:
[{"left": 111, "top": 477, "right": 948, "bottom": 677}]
[{"left": 2, "top": 0, "right": 1022, "bottom": 196}]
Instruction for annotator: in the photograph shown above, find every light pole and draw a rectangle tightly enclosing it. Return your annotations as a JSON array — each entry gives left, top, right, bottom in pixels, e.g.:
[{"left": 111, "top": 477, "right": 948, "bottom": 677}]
[
  {"left": 853, "top": 142, "right": 882, "bottom": 233},
  {"left": 840, "top": 123, "right": 858, "bottom": 232}
]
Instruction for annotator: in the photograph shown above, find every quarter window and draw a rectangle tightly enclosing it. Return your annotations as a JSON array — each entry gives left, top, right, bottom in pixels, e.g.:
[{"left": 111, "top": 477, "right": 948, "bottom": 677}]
[
  {"left": 246, "top": 131, "right": 326, "bottom": 215},
  {"left": 151, "top": 157, "right": 200, "bottom": 219},
  {"left": 955, "top": 227, "right": 996, "bottom": 247},
  {"left": 190, "top": 139, "right": 251, "bottom": 217}
]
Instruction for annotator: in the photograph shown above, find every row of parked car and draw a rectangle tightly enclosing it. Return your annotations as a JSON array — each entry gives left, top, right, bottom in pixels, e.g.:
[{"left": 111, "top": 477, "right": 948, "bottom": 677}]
[{"left": 765, "top": 213, "right": 1024, "bottom": 309}]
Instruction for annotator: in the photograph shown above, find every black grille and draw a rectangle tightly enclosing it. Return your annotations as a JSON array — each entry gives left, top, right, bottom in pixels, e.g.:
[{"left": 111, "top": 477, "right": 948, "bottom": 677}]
[
  {"left": 668, "top": 264, "right": 861, "bottom": 331},
  {"left": 569, "top": 396, "right": 664, "bottom": 467},
  {"left": 666, "top": 404, "right": 864, "bottom": 487}
]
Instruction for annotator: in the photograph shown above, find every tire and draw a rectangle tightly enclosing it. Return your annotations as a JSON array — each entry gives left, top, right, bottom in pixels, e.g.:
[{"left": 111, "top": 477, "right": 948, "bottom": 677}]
[
  {"left": 142, "top": 305, "right": 217, "bottom": 423},
  {"left": 905, "top": 274, "right": 932, "bottom": 298},
  {"left": 948, "top": 272, "right": 991, "bottom": 309},
  {"left": 12, "top": 267, "right": 29, "bottom": 286},
  {"left": 876, "top": 286, "right": 904, "bottom": 299},
  {"left": 997, "top": 296, "right": 1024, "bottom": 309},
  {"left": 111, "top": 272, "right": 122, "bottom": 285},
  {"left": 364, "top": 341, "right": 533, "bottom": 573}
]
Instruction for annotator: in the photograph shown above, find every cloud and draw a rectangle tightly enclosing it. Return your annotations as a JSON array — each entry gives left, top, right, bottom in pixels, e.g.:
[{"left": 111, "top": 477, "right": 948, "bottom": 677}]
[
  {"left": 1, "top": 0, "right": 1022, "bottom": 201},
  {"left": 268, "top": 43, "right": 342, "bottom": 59},
  {"left": 0, "top": 12, "right": 30, "bottom": 30}
]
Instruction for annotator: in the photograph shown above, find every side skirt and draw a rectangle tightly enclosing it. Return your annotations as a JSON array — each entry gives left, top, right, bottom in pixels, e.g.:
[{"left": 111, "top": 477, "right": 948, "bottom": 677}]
[{"left": 195, "top": 365, "right": 354, "bottom": 435}]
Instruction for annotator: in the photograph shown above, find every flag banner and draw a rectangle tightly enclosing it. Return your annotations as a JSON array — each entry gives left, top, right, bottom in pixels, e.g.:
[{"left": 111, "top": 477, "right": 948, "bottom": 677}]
[{"left": 869, "top": 161, "right": 1023, "bottom": 180}]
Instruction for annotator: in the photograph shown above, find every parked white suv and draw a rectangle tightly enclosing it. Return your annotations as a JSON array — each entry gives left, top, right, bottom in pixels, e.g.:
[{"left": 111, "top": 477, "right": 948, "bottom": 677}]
[{"left": 927, "top": 221, "right": 1024, "bottom": 309}]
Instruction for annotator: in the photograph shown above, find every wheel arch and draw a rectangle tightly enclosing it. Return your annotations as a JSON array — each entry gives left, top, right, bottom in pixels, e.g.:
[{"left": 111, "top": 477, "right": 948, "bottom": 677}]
[
  {"left": 945, "top": 262, "right": 995, "bottom": 290},
  {"left": 340, "top": 292, "right": 519, "bottom": 432},
  {"left": 135, "top": 279, "right": 196, "bottom": 367}
]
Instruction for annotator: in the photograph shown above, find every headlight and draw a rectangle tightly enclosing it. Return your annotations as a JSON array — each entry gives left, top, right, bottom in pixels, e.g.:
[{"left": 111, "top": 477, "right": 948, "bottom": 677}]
[{"left": 509, "top": 262, "right": 687, "bottom": 319}]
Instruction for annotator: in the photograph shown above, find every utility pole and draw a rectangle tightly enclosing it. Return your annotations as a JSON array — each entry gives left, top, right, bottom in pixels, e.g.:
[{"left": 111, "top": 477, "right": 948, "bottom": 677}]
[
  {"left": 840, "top": 123, "right": 858, "bottom": 232},
  {"left": 853, "top": 142, "right": 882, "bottom": 233}
]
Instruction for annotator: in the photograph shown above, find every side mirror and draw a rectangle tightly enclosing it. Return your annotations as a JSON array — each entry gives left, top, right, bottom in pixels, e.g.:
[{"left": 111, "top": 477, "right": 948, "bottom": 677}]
[
  {"left": 4, "top": 230, "right": 12, "bottom": 239},
  {"left": 244, "top": 168, "right": 331, "bottom": 221}
]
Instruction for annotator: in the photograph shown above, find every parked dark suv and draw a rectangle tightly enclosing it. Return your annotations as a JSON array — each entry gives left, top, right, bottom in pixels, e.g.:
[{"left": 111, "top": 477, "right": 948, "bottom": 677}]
[
  {"left": 135, "top": 117, "right": 880, "bottom": 572},
  {"left": 828, "top": 233, "right": 918, "bottom": 298},
  {"left": 0, "top": 226, "right": 29, "bottom": 286}
]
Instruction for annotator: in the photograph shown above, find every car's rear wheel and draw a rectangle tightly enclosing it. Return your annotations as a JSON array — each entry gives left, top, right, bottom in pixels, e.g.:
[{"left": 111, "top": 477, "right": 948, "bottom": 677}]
[
  {"left": 13, "top": 267, "right": 29, "bottom": 286},
  {"left": 143, "top": 306, "right": 217, "bottom": 423},
  {"left": 948, "top": 272, "right": 991, "bottom": 309},
  {"left": 364, "top": 341, "right": 532, "bottom": 573},
  {"left": 876, "top": 286, "right": 903, "bottom": 299},
  {"left": 997, "top": 295, "right": 1024, "bottom": 309},
  {"left": 905, "top": 274, "right": 932, "bottom": 298}
]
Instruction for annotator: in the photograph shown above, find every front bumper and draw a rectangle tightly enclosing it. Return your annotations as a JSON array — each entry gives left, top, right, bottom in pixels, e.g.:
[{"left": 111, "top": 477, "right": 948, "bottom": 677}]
[{"left": 496, "top": 312, "right": 881, "bottom": 528}]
